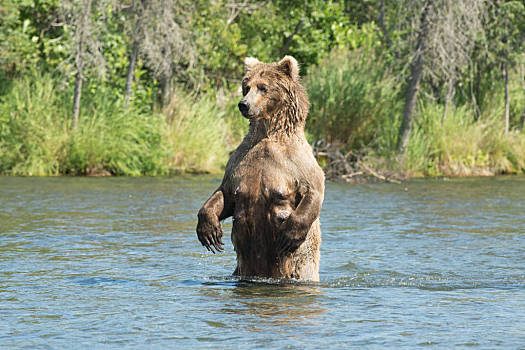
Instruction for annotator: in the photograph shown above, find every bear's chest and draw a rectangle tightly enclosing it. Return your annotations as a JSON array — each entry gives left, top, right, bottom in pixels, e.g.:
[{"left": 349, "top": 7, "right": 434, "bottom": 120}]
[
  {"left": 229, "top": 144, "right": 298, "bottom": 225},
  {"left": 230, "top": 143, "right": 293, "bottom": 200}
]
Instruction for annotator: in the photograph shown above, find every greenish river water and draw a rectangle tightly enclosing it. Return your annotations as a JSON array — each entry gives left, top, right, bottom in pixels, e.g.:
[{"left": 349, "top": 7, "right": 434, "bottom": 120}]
[{"left": 1, "top": 176, "right": 524, "bottom": 349}]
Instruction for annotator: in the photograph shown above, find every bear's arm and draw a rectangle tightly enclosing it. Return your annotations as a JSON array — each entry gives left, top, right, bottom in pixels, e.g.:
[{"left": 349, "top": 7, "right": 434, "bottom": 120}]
[
  {"left": 196, "top": 186, "right": 234, "bottom": 253},
  {"left": 289, "top": 175, "right": 324, "bottom": 234},
  {"left": 277, "top": 168, "right": 324, "bottom": 254}
]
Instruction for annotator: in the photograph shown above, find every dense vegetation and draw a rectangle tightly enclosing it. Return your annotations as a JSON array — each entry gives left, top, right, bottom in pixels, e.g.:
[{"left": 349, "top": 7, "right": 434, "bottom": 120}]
[{"left": 0, "top": 0, "right": 524, "bottom": 177}]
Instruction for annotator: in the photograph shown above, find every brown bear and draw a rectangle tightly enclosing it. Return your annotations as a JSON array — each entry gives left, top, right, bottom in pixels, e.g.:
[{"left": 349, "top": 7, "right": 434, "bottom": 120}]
[{"left": 196, "top": 56, "right": 325, "bottom": 281}]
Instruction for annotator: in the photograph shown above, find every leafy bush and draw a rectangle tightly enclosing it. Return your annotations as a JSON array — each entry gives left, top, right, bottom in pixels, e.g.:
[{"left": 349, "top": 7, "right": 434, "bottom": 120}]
[
  {"left": 0, "top": 74, "right": 243, "bottom": 175},
  {"left": 0, "top": 74, "right": 69, "bottom": 175},
  {"left": 162, "top": 89, "right": 239, "bottom": 173},
  {"left": 305, "top": 48, "right": 402, "bottom": 150},
  {"left": 404, "top": 101, "right": 525, "bottom": 176}
]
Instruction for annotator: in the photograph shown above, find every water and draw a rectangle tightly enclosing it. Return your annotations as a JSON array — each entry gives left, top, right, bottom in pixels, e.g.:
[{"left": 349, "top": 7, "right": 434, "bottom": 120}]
[{"left": 1, "top": 176, "right": 524, "bottom": 349}]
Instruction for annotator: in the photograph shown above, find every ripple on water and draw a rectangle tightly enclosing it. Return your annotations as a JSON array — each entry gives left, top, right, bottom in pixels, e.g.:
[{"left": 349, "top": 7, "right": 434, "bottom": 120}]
[{"left": 0, "top": 176, "right": 524, "bottom": 349}]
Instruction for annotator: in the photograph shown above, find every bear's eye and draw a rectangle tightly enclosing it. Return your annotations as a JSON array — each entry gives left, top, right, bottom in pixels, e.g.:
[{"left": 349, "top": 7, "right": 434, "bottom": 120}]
[
  {"left": 258, "top": 85, "right": 267, "bottom": 94},
  {"left": 242, "top": 85, "right": 250, "bottom": 96}
]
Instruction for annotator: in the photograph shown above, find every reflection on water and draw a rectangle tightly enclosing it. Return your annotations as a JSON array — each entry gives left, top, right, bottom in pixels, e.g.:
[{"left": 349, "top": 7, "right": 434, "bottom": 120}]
[
  {"left": 225, "top": 281, "right": 323, "bottom": 329},
  {"left": 0, "top": 176, "right": 524, "bottom": 349}
]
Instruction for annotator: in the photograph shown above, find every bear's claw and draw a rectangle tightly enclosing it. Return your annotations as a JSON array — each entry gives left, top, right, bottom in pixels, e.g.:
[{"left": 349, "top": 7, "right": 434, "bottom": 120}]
[
  {"left": 276, "top": 232, "right": 304, "bottom": 256},
  {"left": 197, "top": 222, "right": 224, "bottom": 254}
]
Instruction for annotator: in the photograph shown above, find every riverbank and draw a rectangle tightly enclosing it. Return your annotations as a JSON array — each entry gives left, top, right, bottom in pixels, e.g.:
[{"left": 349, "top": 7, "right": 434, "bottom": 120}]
[{"left": 1, "top": 52, "right": 524, "bottom": 178}]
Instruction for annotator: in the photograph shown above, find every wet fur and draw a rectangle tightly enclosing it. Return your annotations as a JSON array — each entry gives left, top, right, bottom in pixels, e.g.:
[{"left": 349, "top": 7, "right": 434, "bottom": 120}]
[{"left": 197, "top": 56, "right": 325, "bottom": 281}]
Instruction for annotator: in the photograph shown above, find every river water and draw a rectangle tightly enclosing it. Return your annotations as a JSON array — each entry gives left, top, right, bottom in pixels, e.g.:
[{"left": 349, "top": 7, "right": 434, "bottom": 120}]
[{"left": 0, "top": 176, "right": 524, "bottom": 349}]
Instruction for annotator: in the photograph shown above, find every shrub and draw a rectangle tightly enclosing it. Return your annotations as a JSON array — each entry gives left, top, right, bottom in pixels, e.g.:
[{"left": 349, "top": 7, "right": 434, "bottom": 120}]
[
  {"left": 162, "top": 88, "right": 244, "bottom": 173},
  {"left": 0, "top": 74, "right": 69, "bottom": 175},
  {"left": 404, "top": 101, "right": 525, "bottom": 176},
  {"left": 305, "top": 48, "right": 402, "bottom": 150}
]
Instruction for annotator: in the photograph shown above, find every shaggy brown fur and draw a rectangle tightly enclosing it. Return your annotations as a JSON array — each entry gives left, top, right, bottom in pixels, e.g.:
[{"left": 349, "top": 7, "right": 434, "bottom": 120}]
[{"left": 196, "top": 56, "right": 325, "bottom": 281}]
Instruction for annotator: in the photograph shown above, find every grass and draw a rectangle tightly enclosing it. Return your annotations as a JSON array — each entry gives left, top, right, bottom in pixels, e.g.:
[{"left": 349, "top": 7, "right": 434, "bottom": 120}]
[
  {"left": 305, "top": 48, "right": 525, "bottom": 178},
  {"left": 0, "top": 55, "right": 523, "bottom": 178},
  {"left": 162, "top": 88, "right": 244, "bottom": 174},
  {"left": 403, "top": 102, "right": 524, "bottom": 176},
  {"left": 0, "top": 75, "right": 69, "bottom": 175},
  {"left": 363, "top": 93, "right": 525, "bottom": 178},
  {"left": 404, "top": 71, "right": 525, "bottom": 177},
  {"left": 0, "top": 74, "right": 245, "bottom": 176},
  {"left": 305, "top": 48, "right": 402, "bottom": 149}
]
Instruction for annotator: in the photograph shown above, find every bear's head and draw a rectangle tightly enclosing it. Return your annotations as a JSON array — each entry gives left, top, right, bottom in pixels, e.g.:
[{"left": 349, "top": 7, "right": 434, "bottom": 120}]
[{"left": 238, "top": 56, "right": 309, "bottom": 137}]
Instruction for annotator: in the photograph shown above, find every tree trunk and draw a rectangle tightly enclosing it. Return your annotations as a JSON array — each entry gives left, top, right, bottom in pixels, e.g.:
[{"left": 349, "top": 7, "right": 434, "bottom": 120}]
[
  {"left": 378, "top": 0, "right": 392, "bottom": 49},
  {"left": 519, "top": 108, "right": 525, "bottom": 132},
  {"left": 72, "top": 70, "right": 83, "bottom": 130},
  {"left": 124, "top": 39, "right": 139, "bottom": 106},
  {"left": 71, "top": 0, "right": 90, "bottom": 131},
  {"left": 280, "top": 18, "right": 303, "bottom": 56},
  {"left": 470, "top": 63, "right": 481, "bottom": 121},
  {"left": 519, "top": 62, "right": 525, "bottom": 131},
  {"left": 396, "top": 1, "right": 434, "bottom": 154},
  {"left": 503, "top": 62, "right": 510, "bottom": 133},
  {"left": 442, "top": 78, "right": 455, "bottom": 123},
  {"left": 160, "top": 70, "right": 172, "bottom": 107}
]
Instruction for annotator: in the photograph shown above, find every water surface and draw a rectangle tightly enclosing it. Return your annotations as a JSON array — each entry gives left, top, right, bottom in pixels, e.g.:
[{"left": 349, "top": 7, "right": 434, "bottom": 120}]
[{"left": 1, "top": 176, "right": 524, "bottom": 349}]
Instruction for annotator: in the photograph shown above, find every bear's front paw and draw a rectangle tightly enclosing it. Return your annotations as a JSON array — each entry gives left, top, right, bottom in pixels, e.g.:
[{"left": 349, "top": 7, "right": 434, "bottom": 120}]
[
  {"left": 196, "top": 220, "right": 224, "bottom": 254},
  {"left": 276, "top": 231, "right": 306, "bottom": 256}
]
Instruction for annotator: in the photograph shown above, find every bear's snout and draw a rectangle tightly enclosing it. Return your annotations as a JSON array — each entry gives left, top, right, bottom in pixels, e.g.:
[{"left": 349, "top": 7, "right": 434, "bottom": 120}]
[{"left": 238, "top": 100, "right": 250, "bottom": 118}]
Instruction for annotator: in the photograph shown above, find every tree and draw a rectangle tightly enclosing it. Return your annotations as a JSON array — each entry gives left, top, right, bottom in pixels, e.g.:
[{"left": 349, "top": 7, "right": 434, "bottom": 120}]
[
  {"left": 394, "top": 0, "right": 486, "bottom": 153},
  {"left": 140, "top": 0, "right": 195, "bottom": 107},
  {"left": 61, "top": 0, "right": 106, "bottom": 129},
  {"left": 429, "top": 1, "right": 485, "bottom": 122},
  {"left": 489, "top": 1, "right": 525, "bottom": 133},
  {"left": 0, "top": 0, "right": 40, "bottom": 80},
  {"left": 121, "top": 0, "right": 145, "bottom": 106},
  {"left": 396, "top": 0, "right": 434, "bottom": 153},
  {"left": 190, "top": 0, "right": 349, "bottom": 90}
]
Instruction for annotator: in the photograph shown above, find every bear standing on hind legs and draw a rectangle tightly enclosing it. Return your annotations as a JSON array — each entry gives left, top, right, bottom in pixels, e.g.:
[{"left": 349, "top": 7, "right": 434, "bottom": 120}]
[{"left": 196, "top": 56, "right": 325, "bottom": 281}]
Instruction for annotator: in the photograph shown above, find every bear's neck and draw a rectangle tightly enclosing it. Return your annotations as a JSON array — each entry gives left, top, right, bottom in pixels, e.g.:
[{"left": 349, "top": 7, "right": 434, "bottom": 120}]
[
  {"left": 247, "top": 104, "right": 307, "bottom": 144},
  {"left": 248, "top": 117, "right": 305, "bottom": 144}
]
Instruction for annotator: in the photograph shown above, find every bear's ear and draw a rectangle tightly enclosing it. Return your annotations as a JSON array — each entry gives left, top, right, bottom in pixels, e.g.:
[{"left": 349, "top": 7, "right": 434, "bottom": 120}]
[
  {"left": 244, "top": 57, "right": 261, "bottom": 71},
  {"left": 277, "top": 56, "right": 299, "bottom": 80}
]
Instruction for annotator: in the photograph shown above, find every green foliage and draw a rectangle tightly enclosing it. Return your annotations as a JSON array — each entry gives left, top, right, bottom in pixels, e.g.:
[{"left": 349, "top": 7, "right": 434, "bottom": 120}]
[
  {"left": 65, "top": 90, "right": 170, "bottom": 176},
  {"left": 0, "top": 0, "right": 40, "bottom": 79},
  {"left": 162, "top": 88, "right": 243, "bottom": 173},
  {"left": 332, "top": 21, "right": 380, "bottom": 50},
  {"left": 478, "top": 63, "right": 525, "bottom": 129},
  {"left": 487, "top": 1, "right": 525, "bottom": 64},
  {"left": 403, "top": 101, "right": 525, "bottom": 176},
  {"left": 0, "top": 74, "right": 168, "bottom": 175},
  {"left": 305, "top": 48, "right": 401, "bottom": 150},
  {"left": 0, "top": 73, "right": 248, "bottom": 176},
  {"left": 192, "top": 0, "right": 352, "bottom": 89},
  {"left": 17, "top": 0, "right": 66, "bottom": 69},
  {"left": 305, "top": 46, "right": 525, "bottom": 177},
  {"left": 1, "top": 0, "right": 524, "bottom": 177},
  {"left": 463, "top": 1, "right": 525, "bottom": 114},
  {"left": 254, "top": 0, "right": 346, "bottom": 67},
  {"left": 0, "top": 74, "right": 68, "bottom": 175},
  {"left": 192, "top": 1, "right": 248, "bottom": 89}
]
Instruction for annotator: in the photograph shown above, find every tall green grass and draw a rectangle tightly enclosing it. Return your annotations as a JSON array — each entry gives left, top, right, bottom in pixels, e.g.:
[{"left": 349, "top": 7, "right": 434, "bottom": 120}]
[
  {"left": 1, "top": 58, "right": 523, "bottom": 178},
  {"left": 403, "top": 102, "right": 525, "bottom": 176},
  {"left": 0, "top": 75, "right": 69, "bottom": 175},
  {"left": 0, "top": 74, "right": 244, "bottom": 175},
  {"left": 304, "top": 48, "right": 525, "bottom": 177},
  {"left": 305, "top": 48, "right": 402, "bottom": 149},
  {"left": 65, "top": 94, "right": 170, "bottom": 176},
  {"left": 401, "top": 71, "right": 525, "bottom": 176},
  {"left": 162, "top": 89, "right": 244, "bottom": 173}
]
